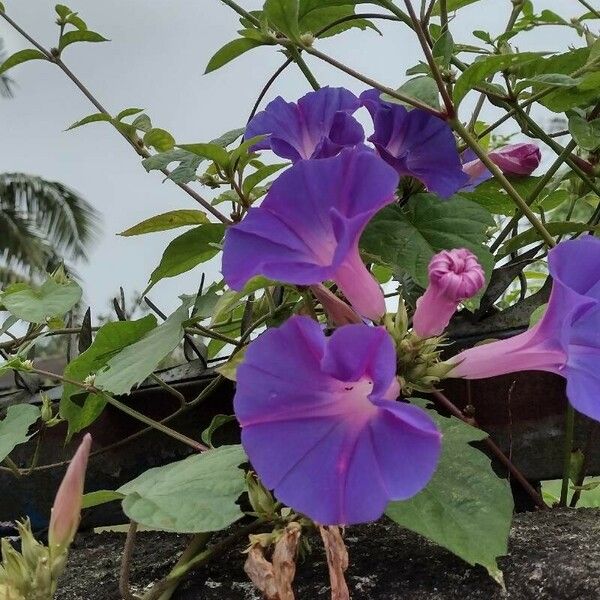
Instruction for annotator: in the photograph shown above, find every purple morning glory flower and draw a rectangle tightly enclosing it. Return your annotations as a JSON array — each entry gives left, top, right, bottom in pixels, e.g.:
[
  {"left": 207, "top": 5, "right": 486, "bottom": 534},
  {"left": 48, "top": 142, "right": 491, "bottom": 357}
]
[
  {"left": 359, "top": 89, "right": 468, "bottom": 198},
  {"left": 222, "top": 148, "right": 399, "bottom": 320},
  {"left": 462, "top": 143, "right": 541, "bottom": 190},
  {"left": 245, "top": 87, "right": 365, "bottom": 162},
  {"left": 449, "top": 236, "right": 600, "bottom": 422},
  {"left": 235, "top": 315, "right": 441, "bottom": 525}
]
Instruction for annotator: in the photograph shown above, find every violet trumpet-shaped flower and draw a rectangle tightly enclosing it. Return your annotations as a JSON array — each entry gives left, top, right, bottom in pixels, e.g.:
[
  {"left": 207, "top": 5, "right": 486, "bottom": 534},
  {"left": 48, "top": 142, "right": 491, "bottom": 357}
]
[
  {"left": 245, "top": 87, "right": 365, "bottom": 162},
  {"left": 449, "top": 236, "right": 600, "bottom": 422},
  {"left": 235, "top": 315, "right": 441, "bottom": 525},
  {"left": 359, "top": 89, "right": 468, "bottom": 198},
  {"left": 48, "top": 434, "right": 91, "bottom": 551},
  {"left": 222, "top": 149, "right": 399, "bottom": 320},
  {"left": 462, "top": 143, "right": 541, "bottom": 190},
  {"left": 413, "top": 249, "right": 485, "bottom": 337}
]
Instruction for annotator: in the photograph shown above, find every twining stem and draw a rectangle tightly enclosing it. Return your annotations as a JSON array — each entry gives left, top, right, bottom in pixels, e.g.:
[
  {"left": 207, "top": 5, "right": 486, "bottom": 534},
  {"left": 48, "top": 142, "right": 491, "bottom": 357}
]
[
  {"left": 559, "top": 404, "right": 576, "bottom": 506},
  {"left": 119, "top": 521, "right": 139, "bottom": 600},
  {"left": 153, "top": 533, "right": 212, "bottom": 600},
  {"left": 398, "top": 0, "right": 455, "bottom": 117},
  {"left": 438, "top": 0, "right": 449, "bottom": 33},
  {"left": 432, "top": 391, "right": 547, "bottom": 509},
  {"left": 288, "top": 46, "right": 320, "bottom": 90},
  {"left": 569, "top": 421, "right": 598, "bottom": 508},
  {"left": 141, "top": 520, "right": 265, "bottom": 600},
  {"left": 575, "top": 0, "right": 600, "bottom": 20},
  {"left": 29, "top": 367, "right": 208, "bottom": 452},
  {"left": 452, "top": 120, "right": 556, "bottom": 248},
  {"left": 489, "top": 140, "right": 578, "bottom": 254},
  {"left": 299, "top": 44, "right": 444, "bottom": 116},
  {"left": 0, "top": 11, "right": 231, "bottom": 225}
]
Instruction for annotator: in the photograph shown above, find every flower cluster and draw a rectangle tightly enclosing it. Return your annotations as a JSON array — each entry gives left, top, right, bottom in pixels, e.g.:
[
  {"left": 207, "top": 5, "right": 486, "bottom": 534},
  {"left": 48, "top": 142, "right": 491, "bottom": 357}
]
[{"left": 223, "top": 86, "right": 541, "bottom": 526}]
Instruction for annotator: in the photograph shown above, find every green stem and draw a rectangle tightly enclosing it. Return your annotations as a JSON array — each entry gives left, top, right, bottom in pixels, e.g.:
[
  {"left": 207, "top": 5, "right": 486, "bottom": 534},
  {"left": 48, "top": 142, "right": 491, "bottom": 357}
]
[
  {"left": 439, "top": 0, "right": 449, "bottom": 32},
  {"left": 155, "top": 533, "right": 212, "bottom": 600},
  {"left": 576, "top": 0, "right": 600, "bottom": 20},
  {"left": 399, "top": 0, "right": 455, "bottom": 117},
  {"left": 28, "top": 367, "right": 208, "bottom": 452},
  {"left": 288, "top": 46, "right": 320, "bottom": 90},
  {"left": 489, "top": 140, "right": 578, "bottom": 254},
  {"left": 559, "top": 404, "right": 576, "bottom": 507},
  {"left": 217, "top": 0, "right": 260, "bottom": 26},
  {"left": 300, "top": 44, "right": 444, "bottom": 116},
  {"left": 141, "top": 520, "right": 265, "bottom": 600},
  {"left": 452, "top": 120, "right": 556, "bottom": 248}
]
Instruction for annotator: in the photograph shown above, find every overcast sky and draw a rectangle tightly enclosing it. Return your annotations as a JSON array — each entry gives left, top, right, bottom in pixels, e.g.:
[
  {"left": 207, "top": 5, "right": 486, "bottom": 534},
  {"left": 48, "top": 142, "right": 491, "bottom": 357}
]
[{"left": 0, "top": 0, "right": 584, "bottom": 316}]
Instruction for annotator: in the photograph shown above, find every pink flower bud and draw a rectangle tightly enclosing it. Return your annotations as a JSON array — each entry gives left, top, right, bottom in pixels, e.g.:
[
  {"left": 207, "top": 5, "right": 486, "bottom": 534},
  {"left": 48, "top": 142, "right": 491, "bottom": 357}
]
[
  {"left": 310, "top": 284, "right": 363, "bottom": 326},
  {"left": 413, "top": 249, "right": 485, "bottom": 337},
  {"left": 488, "top": 143, "right": 541, "bottom": 176},
  {"left": 48, "top": 434, "right": 91, "bottom": 551}
]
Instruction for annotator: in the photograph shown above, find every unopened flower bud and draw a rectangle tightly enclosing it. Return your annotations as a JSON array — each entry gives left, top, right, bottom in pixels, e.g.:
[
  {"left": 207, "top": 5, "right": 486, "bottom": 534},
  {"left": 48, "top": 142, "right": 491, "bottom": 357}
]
[
  {"left": 488, "top": 143, "right": 541, "bottom": 176},
  {"left": 48, "top": 434, "right": 92, "bottom": 553},
  {"left": 246, "top": 472, "right": 277, "bottom": 519},
  {"left": 413, "top": 249, "right": 485, "bottom": 338}
]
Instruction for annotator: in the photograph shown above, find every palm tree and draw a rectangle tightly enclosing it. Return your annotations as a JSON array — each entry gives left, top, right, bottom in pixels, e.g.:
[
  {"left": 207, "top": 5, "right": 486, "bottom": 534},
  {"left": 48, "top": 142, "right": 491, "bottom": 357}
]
[
  {"left": 0, "top": 174, "right": 100, "bottom": 282},
  {"left": 0, "top": 38, "right": 100, "bottom": 284}
]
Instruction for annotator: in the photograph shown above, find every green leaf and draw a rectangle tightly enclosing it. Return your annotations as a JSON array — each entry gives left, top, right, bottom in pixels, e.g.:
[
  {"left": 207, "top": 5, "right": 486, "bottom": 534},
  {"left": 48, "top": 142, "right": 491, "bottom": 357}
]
[
  {"left": 431, "top": 0, "right": 481, "bottom": 14},
  {"left": 0, "top": 49, "right": 47, "bottom": 76},
  {"left": 211, "top": 276, "right": 274, "bottom": 325},
  {"left": 432, "top": 30, "right": 454, "bottom": 68},
  {"left": 205, "top": 37, "right": 266, "bottom": 74},
  {"left": 453, "top": 52, "right": 543, "bottom": 107},
  {"left": 500, "top": 222, "right": 599, "bottom": 256},
  {"left": 82, "top": 490, "right": 125, "bottom": 509},
  {"left": 201, "top": 414, "right": 237, "bottom": 447},
  {"left": 178, "top": 143, "right": 230, "bottom": 168},
  {"left": 298, "top": 0, "right": 376, "bottom": 38},
  {"left": 382, "top": 76, "right": 440, "bottom": 110},
  {"left": 94, "top": 301, "right": 191, "bottom": 396},
  {"left": 58, "top": 30, "right": 108, "bottom": 52},
  {"left": 55, "top": 4, "right": 73, "bottom": 18},
  {"left": 66, "top": 13, "right": 87, "bottom": 31},
  {"left": 131, "top": 113, "right": 152, "bottom": 132},
  {"left": 2, "top": 278, "right": 82, "bottom": 323},
  {"left": 66, "top": 112, "right": 112, "bottom": 131},
  {"left": 264, "top": 0, "right": 300, "bottom": 39},
  {"left": 141, "top": 149, "right": 202, "bottom": 184},
  {"left": 242, "top": 163, "right": 288, "bottom": 195},
  {"left": 147, "top": 224, "right": 224, "bottom": 290},
  {"left": 538, "top": 72, "right": 600, "bottom": 112},
  {"left": 209, "top": 127, "right": 246, "bottom": 147},
  {"left": 515, "top": 73, "right": 582, "bottom": 94},
  {"left": 0, "top": 404, "right": 41, "bottom": 462},
  {"left": 118, "top": 445, "right": 247, "bottom": 533},
  {"left": 119, "top": 210, "right": 209, "bottom": 236},
  {"left": 386, "top": 399, "right": 513, "bottom": 583},
  {"left": 361, "top": 194, "right": 494, "bottom": 289},
  {"left": 460, "top": 175, "right": 546, "bottom": 216},
  {"left": 144, "top": 128, "right": 176, "bottom": 152},
  {"left": 116, "top": 107, "right": 144, "bottom": 121},
  {"left": 60, "top": 316, "right": 157, "bottom": 436},
  {"left": 568, "top": 114, "right": 600, "bottom": 151},
  {"left": 215, "top": 349, "right": 246, "bottom": 382}
]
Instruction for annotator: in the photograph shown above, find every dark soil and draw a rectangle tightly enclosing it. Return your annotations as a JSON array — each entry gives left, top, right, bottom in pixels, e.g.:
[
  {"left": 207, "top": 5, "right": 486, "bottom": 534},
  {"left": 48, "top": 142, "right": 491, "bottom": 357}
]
[{"left": 56, "top": 508, "right": 600, "bottom": 600}]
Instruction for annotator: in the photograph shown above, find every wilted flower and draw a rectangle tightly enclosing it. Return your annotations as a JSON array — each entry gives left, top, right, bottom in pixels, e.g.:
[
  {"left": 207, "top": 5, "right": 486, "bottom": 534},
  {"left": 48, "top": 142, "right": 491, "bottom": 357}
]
[
  {"left": 49, "top": 433, "right": 92, "bottom": 552},
  {"left": 359, "top": 89, "right": 468, "bottom": 197},
  {"left": 245, "top": 87, "right": 364, "bottom": 162},
  {"left": 462, "top": 143, "right": 541, "bottom": 190},
  {"left": 222, "top": 149, "right": 399, "bottom": 320},
  {"left": 413, "top": 249, "right": 485, "bottom": 337},
  {"left": 449, "top": 237, "right": 600, "bottom": 422},
  {"left": 235, "top": 315, "right": 441, "bottom": 525}
]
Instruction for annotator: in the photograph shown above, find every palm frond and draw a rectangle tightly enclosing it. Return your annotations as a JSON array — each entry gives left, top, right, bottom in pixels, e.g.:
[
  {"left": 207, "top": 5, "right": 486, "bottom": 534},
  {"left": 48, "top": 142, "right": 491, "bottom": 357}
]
[
  {"left": 0, "top": 38, "right": 14, "bottom": 99},
  {"left": 0, "top": 173, "right": 101, "bottom": 262}
]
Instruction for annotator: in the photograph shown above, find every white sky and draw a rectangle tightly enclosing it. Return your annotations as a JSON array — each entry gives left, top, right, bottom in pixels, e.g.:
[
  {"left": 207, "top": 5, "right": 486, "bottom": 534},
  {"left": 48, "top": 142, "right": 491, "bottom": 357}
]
[{"left": 0, "top": 0, "right": 584, "bottom": 316}]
